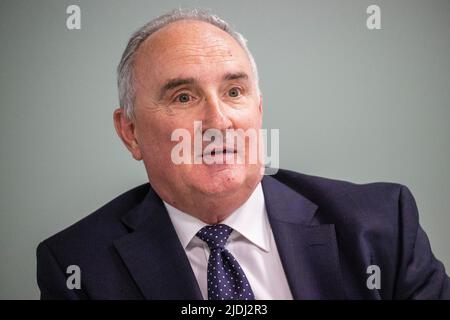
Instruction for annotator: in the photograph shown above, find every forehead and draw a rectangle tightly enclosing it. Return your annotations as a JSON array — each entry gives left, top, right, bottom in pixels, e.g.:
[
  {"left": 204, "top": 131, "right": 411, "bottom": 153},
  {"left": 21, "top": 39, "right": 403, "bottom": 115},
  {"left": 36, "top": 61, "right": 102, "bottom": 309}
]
[{"left": 133, "top": 20, "right": 252, "bottom": 85}]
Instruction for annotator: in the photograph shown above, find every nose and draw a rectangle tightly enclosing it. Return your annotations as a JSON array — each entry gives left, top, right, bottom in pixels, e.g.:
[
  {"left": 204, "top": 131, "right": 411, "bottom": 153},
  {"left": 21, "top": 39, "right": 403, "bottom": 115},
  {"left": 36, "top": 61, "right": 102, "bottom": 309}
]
[{"left": 201, "top": 94, "right": 234, "bottom": 132}]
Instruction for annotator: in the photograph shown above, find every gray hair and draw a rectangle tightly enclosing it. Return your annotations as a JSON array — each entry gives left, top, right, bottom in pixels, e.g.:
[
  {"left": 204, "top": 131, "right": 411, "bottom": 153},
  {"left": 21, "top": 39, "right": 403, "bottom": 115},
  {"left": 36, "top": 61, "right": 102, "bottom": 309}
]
[{"left": 117, "top": 8, "right": 260, "bottom": 120}]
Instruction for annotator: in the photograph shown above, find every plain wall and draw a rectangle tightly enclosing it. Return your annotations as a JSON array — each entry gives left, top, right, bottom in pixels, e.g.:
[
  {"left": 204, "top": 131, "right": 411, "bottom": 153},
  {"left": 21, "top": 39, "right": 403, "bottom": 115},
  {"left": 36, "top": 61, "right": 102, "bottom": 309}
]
[{"left": 0, "top": 0, "right": 449, "bottom": 299}]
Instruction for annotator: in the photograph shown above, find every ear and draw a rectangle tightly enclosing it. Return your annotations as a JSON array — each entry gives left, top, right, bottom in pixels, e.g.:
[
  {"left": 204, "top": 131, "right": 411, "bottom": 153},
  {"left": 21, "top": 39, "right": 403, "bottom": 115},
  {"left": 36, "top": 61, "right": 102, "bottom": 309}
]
[
  {"left": 113, "top": 108, "right": 143, "bottom": 161},
  {"left": 258, "top": 94, "right": 263, "bottom": 127},
  {"left": 258, "top": 94, "right": 263, "bottom": 115}
]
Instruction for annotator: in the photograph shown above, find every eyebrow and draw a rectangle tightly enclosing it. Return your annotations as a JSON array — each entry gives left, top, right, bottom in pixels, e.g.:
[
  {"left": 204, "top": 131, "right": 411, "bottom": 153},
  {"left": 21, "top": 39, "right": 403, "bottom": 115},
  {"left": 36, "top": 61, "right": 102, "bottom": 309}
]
[
  {"left": 159, "top": 77, "right": 196, "bottom": 99},
  {"left": 223, "top": 72, "right": 249, "bottom": 82},
  {"left": 158, "top": 72, "right": 250, "bottom": 100}
]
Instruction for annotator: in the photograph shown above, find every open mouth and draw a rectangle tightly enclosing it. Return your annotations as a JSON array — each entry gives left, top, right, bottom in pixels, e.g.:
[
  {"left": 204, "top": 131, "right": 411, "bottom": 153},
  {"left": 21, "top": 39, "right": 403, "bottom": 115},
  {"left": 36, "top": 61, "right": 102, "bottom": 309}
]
[{"left": 203, "top": 148, "right": 237, "bottom": 158}]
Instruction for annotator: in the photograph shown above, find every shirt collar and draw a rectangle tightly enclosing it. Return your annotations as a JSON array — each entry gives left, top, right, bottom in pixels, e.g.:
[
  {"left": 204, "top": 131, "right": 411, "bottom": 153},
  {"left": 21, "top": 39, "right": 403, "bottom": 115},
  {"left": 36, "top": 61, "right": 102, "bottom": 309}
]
[{"left": 164, "top": 183, "right": 270, "bottom": 253}]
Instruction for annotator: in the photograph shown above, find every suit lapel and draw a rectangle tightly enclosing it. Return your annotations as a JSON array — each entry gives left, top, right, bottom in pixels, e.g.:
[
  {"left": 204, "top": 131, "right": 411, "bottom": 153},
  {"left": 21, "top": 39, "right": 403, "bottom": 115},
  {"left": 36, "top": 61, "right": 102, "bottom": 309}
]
[
  {"left": 113, "top": 176, "right": 345, "bottom": 300},
  {"left": 113, "top": 186, "right": 203, "bottom": 300},
  {"left": 262, "top": 176, "right": 346, "bottom": 299}
]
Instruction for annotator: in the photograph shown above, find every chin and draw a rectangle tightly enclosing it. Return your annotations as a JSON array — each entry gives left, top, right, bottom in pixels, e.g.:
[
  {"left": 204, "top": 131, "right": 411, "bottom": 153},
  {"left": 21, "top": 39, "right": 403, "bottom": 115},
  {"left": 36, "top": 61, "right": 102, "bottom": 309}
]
[{"left": 189, "top": 163, "right": 249, "bottom": 196}]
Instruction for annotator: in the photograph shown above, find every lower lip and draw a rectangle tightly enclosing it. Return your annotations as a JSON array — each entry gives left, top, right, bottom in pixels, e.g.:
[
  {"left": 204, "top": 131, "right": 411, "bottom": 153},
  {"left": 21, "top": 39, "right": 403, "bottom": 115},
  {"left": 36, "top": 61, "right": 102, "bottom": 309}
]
[
  {"left": 200, "top": 151, "right": 239, "bottom": 164},
  {"left": 201, "top": 150, "right": 237, "bottom": 156}
]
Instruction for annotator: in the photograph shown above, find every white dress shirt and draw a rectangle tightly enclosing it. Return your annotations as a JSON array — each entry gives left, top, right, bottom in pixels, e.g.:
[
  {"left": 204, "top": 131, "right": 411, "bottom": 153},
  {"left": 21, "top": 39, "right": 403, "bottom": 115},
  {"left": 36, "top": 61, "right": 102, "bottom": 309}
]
[{"left": 164, "top": 183, "right": 293, "bottom": 300}]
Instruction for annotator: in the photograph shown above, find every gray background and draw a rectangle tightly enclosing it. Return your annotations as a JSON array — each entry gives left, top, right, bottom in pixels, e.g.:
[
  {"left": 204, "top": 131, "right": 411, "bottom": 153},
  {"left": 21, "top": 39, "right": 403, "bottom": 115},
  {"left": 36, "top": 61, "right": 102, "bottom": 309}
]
[{"left": 0, "top": 0, "right": 449, "bottom": 299}]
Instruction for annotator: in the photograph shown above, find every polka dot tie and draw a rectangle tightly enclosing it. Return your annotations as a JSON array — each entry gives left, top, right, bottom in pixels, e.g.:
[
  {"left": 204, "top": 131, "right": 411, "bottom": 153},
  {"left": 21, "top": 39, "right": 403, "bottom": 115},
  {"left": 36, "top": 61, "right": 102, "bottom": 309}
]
[{"left": 196, "top": 224, "right": 255, "bottom": 300}]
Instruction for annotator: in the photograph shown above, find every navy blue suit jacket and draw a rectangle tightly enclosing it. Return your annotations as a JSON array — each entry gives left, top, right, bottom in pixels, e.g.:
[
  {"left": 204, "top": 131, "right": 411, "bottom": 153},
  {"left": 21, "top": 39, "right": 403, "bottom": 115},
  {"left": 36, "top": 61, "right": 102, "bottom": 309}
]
[{"left": 36, "top": 169, "right": 450, "bottom": 299}]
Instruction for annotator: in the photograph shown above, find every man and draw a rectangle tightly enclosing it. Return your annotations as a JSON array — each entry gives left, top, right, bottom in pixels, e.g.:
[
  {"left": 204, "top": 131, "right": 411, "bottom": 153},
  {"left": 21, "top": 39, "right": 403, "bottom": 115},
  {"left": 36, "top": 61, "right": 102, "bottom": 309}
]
[{"left": 37, "top": 8, "right": 450, "bottom": 300}]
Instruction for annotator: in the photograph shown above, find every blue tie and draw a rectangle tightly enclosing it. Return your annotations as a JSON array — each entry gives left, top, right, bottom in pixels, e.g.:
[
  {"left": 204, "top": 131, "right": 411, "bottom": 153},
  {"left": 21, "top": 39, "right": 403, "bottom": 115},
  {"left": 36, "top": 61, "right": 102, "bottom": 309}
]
[{"left": 196, "top": 224, "right": 255, "bottom": 300}]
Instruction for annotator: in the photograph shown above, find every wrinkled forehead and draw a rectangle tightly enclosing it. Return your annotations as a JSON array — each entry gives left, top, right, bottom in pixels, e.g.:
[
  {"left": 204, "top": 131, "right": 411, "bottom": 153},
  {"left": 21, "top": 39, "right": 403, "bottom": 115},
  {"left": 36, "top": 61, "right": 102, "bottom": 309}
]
[{"left": 133, "top": 20, "right": 253, "bottom": 88}]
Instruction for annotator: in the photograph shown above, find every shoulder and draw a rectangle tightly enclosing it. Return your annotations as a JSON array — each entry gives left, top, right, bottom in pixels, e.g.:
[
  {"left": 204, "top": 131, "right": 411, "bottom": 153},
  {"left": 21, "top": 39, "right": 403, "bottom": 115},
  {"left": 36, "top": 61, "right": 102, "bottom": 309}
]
[
  {"left": 38, "top": 183, "right": 150, "bottom": 254},
  {"left": 272, "top": 168, "right": 405, "bottom": 202},
  {"left": 270, "top": 168, "right": 413, "bottom": 226}
]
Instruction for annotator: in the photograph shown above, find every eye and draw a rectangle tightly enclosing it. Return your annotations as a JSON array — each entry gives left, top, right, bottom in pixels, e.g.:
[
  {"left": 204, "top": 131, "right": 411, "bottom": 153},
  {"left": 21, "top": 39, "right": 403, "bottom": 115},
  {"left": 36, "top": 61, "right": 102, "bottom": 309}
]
[
  {"left": 175, "top": 93, "right": 191, "bottom": 103},
  {"left": 228, "top": 87, "right": 242, "bottom": 98}
]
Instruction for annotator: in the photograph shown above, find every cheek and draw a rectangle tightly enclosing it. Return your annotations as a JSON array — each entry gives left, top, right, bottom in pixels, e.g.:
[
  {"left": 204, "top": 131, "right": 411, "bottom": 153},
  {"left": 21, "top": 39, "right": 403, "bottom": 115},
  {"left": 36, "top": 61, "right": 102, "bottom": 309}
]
[
  {"left": 136, "top": 117, "right": 175, "bottom": 155},
  {"left": 139, "top": 115, "right": 200, "bottom": 164},
  {"left": 232, "top": 105, "right": 262, "bottom": 129}
]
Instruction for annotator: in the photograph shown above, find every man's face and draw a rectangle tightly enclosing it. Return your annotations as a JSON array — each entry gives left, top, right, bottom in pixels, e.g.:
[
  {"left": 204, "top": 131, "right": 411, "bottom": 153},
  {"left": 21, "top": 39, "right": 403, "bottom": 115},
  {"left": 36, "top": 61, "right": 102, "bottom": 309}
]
[{"left": 131, "top": 20, "right": 263, "bottom": 204}]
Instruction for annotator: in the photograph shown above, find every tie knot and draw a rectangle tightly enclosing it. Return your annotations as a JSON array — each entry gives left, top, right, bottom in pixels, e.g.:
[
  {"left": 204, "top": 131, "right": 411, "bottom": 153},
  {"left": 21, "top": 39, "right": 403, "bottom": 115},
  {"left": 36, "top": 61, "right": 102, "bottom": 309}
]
[{"left": 196, "top": 224, "right": 233, "bottom": 250}]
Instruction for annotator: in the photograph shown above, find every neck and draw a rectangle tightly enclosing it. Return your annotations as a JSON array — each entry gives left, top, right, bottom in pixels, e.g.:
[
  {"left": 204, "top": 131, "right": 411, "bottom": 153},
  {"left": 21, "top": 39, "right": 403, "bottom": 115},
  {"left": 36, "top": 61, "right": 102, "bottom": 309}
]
[{"left": 156, "top": 177, "right": 262, "bottom": 224}]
